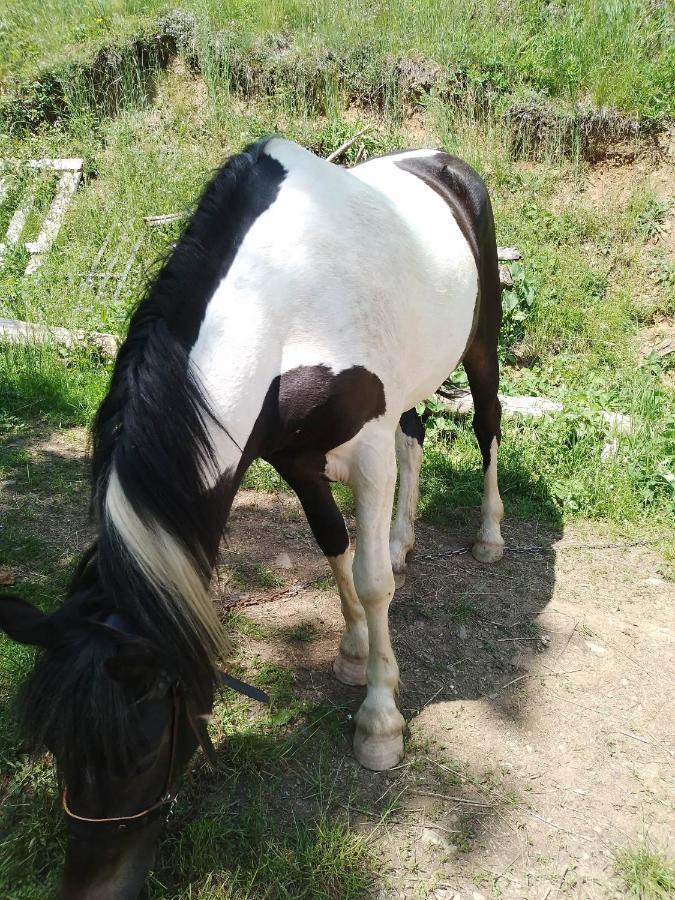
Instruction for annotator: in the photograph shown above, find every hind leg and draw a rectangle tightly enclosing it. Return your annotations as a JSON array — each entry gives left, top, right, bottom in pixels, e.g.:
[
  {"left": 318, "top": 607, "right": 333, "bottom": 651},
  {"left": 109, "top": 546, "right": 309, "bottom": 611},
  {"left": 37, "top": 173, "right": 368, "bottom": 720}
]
[
  {"left": 463, "top": 341, "right": 505, "bottom": 563},
  {"left": 389, "top": 409, "right": 425, "bottom": 578},
  {"left": 270, "top": 459, "right": 368, "bottom": 686}
]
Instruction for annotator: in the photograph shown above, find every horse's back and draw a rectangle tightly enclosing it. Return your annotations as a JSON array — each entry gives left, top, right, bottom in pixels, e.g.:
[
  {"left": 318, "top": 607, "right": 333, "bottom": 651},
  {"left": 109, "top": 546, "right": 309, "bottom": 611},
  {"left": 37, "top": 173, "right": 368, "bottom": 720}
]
[{"left": 189, "top": 139, "right": 485, "bottom": 472}]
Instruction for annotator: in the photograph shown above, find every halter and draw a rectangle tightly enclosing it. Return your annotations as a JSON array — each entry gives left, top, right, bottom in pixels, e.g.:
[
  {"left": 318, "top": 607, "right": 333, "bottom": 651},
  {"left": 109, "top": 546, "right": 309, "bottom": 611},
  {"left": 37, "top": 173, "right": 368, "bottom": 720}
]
[{"left": 62, "top": 672, "right": 269, "bottom": 837}]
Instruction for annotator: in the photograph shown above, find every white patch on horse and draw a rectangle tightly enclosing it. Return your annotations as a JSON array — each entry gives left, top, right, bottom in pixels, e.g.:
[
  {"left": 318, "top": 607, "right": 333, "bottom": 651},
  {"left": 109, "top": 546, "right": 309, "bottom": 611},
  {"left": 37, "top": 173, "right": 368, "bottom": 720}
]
[
  {"left": 190, "top": 139, "right": 478, "bottom": 485},
  {"left": 389, "top": 424, "right": 424, "bottom": 574},
  {"left": 472, "top": 436, "right": 505, "bottom": 563},
  {"left": 329, "top": 546, "right": 369, "bottom": 687},
  {"left": 105, "top": 468, "right": 227, "bottom": 655}
]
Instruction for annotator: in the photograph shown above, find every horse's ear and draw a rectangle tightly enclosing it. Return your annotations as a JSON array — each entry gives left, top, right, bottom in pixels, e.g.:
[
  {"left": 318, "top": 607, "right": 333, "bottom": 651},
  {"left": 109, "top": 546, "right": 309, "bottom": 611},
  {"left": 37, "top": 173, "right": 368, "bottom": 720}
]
[
  {"left": 105, "top": 641, "right": 162, "bottom": 690},
  {"left": 0, "top": 595, "right": 62, "bottom": 648}
]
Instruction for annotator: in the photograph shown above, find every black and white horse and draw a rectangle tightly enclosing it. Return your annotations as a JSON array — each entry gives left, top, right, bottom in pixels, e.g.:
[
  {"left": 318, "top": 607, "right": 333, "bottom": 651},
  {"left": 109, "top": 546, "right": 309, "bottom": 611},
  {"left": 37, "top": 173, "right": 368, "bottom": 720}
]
[{"left": 0, "top": 138, "right": 504, "bottom": 899}]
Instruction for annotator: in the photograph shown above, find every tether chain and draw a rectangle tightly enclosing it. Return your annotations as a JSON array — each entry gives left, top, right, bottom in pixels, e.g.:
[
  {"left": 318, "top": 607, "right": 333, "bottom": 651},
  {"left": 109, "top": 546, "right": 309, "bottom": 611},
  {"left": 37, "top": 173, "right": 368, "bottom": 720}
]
[{"left": 223, "top": 540, "right": 658, "bottom": 609}]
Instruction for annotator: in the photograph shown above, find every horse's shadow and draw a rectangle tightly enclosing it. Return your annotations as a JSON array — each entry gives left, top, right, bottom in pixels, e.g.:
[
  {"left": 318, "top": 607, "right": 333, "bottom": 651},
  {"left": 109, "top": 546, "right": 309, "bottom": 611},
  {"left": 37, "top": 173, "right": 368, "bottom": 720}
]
[{"left": 228, "top": 441, "right": 563, "bottom": 728}]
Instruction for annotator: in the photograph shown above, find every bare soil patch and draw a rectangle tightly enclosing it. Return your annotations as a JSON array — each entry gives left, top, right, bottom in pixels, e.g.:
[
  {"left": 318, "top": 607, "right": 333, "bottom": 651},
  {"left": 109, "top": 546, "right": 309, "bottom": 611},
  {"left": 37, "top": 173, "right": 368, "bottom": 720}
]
[{"left": 218, "top": 490, "right": 673, "bottom": 898}]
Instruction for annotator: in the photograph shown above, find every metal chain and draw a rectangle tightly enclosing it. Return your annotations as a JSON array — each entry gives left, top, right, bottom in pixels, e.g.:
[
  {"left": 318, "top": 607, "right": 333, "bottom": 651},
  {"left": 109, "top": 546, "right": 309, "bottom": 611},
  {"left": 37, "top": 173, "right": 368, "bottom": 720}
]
[
  {"left": 222, "top": 540, "right": 658, "bottom": 608},
  {"left": 417, "top": 539, "right": 658, "bottom": 562}
]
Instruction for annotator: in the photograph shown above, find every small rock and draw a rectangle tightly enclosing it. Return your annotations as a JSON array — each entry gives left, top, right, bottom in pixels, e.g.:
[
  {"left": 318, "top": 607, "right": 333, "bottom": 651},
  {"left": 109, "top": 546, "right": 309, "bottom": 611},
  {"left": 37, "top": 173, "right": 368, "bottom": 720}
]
[
  {"left": 273, "top": 552, "right": 293, "bottom": 570},
  {"left": 585, "top": 640, "right": 607, "bottom": 656},
  {"left": 421, "top": 827, "right": 445, "bottom": 847},
  {"left": 457, "top": 624, "right": 468, "bottom": 640},
  {"left": 642, "top": 576, "right": 663, "bottom": 587},
  {"left": 0, "top": 567, "right": 16, "bottom": 586}
]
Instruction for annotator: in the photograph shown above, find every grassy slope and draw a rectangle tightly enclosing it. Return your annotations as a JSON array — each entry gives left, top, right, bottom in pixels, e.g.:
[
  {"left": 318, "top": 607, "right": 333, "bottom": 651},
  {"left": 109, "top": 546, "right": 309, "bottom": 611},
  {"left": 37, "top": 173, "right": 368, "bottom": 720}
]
[
  {"left": 0, "top": 8, "right": 674, "bottom": 899},
  {"left": 1, "top": 0, "right": 674, "bottom": 117}
]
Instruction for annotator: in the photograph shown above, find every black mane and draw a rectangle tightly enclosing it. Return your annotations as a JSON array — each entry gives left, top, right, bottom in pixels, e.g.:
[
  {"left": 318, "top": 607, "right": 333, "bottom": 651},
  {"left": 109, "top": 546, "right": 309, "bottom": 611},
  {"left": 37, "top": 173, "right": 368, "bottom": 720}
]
[
  {"left": 20, "top": 138, "right": 287, "bottom": 772},
  {"left": 19, "top": 593, "right": 148, "bottom": 786}
]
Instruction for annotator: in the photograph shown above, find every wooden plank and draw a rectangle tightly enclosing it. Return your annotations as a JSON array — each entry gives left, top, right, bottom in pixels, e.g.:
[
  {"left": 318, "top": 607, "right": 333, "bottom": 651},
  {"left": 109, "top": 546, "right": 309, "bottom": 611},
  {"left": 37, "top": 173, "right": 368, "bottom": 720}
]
[
  {"left": 0, "top": 317, "right": 118, "bottom": 359},
  {"left": 0, "top": 181, "right": 37, "bottom": 266},
  {"left": 25, "top": 169, "right": 82, "bottom": 273},
  {"left": 27, "top": 158, "right": 83, "bottom": 172}
]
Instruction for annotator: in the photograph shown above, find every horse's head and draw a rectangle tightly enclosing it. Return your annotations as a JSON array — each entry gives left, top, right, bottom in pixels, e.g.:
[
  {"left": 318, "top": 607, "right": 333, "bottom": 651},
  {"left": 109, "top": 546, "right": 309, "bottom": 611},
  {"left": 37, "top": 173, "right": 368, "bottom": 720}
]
[{"left": 0, "top": 594, "right": 215, "bottom": 900}]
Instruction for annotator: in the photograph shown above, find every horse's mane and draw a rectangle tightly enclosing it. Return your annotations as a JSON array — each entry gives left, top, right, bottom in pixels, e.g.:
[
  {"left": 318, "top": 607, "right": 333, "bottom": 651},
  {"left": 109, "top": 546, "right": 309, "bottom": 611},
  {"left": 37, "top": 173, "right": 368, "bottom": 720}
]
[
  {"left": 20, "top": 138, "right": 286, "bottom": 770},
  {"left": 19, "top": 589, "right": 149, "bottom": 786}
]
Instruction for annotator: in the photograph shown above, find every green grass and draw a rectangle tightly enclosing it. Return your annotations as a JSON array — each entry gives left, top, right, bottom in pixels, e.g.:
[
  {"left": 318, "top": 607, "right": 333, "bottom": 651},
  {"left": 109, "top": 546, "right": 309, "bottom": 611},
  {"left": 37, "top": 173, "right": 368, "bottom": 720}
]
[
  {"left": 155, "top": 801, "right": 374, "bottom": 899},
  {"left": 225, "top": 560, "right": 284, "bottom": 591},
  {"left": 0, "top": 344, "right": 110, "bottom": 423},
  {"left": 614, "top": 842, "right": 675, "bottom": 898},
  {"left": 1, "top": 1, "right": 673, "bottom": 117}
]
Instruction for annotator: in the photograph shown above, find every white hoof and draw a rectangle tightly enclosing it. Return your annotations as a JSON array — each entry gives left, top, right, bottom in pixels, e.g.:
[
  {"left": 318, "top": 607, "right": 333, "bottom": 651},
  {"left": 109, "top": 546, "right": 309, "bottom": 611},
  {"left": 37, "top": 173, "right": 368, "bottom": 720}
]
[
  {"left": 354, "top": 728, "right": 404, "bottom": 771},
  {"left": 471, "top": 540, "right": 504, "bottom": 564},
  {"left": 333, "top": 651, "right": 367, "bottom": 686},
  {"left": 389, "top": 539, "right": 411, "bottom": 576}
]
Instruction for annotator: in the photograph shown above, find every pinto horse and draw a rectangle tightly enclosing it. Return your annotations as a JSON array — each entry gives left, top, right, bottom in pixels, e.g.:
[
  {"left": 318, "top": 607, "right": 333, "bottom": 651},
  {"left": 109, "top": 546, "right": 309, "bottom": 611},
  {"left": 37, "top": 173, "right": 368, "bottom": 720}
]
[{"left": 0, "top": 138, "right": 504, "bottom": 899}]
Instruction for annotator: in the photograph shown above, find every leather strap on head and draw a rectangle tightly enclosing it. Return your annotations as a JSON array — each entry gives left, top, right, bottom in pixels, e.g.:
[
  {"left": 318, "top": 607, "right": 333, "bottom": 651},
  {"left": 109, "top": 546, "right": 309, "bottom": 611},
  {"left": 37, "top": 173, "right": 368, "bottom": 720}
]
[
  {"left": 61, "top": 671, "right": 270, "bottom": 835},
  {"left": 218, "top": 670, "right": 270, "bottom": 704},
  {"left": 62, "top": 685, "right": 181, "bottom": 836}
]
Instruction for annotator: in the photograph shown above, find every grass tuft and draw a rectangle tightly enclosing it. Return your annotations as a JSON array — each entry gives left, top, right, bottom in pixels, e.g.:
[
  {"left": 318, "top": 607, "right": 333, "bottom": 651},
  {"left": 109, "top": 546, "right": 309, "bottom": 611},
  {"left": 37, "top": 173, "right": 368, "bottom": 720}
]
[{"left": 614, "top": 842, "right": 675, "bottom": 898}]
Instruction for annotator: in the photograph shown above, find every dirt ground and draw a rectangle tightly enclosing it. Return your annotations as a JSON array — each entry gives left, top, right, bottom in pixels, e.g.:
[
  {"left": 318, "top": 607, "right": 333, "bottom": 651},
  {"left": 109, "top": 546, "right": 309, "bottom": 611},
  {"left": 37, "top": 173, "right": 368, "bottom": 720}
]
[
  {"left": 3, "top": 424, "right": 673, "bottom": 900},
  {"left": 219, "top": 488, "right": 674, "bottom": 899}
]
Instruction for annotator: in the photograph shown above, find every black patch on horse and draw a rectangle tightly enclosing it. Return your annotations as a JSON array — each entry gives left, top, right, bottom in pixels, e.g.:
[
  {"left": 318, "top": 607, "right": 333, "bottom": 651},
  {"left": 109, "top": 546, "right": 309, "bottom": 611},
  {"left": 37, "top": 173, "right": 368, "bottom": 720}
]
[
  {"left": 396, "top": 153, "right": 503, "bottom": 469},
  {"left": 241, "top": 364, "right": 386, "bottom": 558},
  {"left": 395, "top": 153, "right": 500, "bottom": 347},
  {"left": 399, "top": 408, "right": 425, "bottom": 447},
  {"left": 157, "top": 140, "right": 287, "bottom": 348}
]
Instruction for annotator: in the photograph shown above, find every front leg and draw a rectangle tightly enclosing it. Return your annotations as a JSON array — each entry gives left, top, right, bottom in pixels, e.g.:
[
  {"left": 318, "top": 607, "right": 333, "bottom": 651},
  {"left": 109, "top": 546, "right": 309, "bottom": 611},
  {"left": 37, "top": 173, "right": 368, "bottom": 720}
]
[
  {"left": 268, "top": 457, "right": 369, "bottom": 687},
  {"left": 351, "top": 428, "right": 405, "bottom": 770}
]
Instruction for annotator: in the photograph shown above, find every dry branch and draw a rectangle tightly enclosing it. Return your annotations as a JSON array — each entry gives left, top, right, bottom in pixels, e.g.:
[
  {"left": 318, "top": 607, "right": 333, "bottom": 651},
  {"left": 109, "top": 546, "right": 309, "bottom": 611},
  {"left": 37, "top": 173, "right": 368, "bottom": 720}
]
[
  {"left": 326, "top": 127, "right": 371, "bottom": 163},
  {"left": 436, "top": 389, "right": 631, "bottom": 433},
  {"left": 143, "top": 212, "right": 187, "bottom": 226}
]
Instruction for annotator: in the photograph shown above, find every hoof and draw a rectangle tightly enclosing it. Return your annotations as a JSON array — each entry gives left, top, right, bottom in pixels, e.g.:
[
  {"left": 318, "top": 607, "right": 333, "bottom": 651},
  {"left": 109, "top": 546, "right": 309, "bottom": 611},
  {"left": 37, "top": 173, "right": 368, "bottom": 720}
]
[
  {"left": 389, "top": 540, "right": 412, "bottom": 577},
  {"left": 354, "top": 728, "right": 404, "bottom": 771},
  {"left": 333, "top": 652, "right": 367, "bottom": 686},
  {"left": 471, "top": 540, "right": 504, "bottom": 564}
]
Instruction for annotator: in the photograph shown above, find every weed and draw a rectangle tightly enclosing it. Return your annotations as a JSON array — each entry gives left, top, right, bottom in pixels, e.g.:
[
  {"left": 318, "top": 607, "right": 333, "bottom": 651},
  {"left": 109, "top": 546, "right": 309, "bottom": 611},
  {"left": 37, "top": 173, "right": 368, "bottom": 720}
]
[
  {"left": 524, "top": 619, "right": 541, "bottom": 637},
  {"left": 311, "top": 573, "right": 335, "bottom": 591},
  {"left": 225, "top": 611, "right": 271, "bottom": 641},
  {"left": 226, "top": 559, "right": 284, "bottom": 591},
  {"left": 614, "top": 842, "right": 675, "bottom": 898},
  {"left": 501, "top": 260, "right": 536, "bottom": 354},
  {"left": 446, "top": 597, "right": 480, "bottom": 625},
  {"left": 280, "top": 622, "right": 315, "bottom": 643}
]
